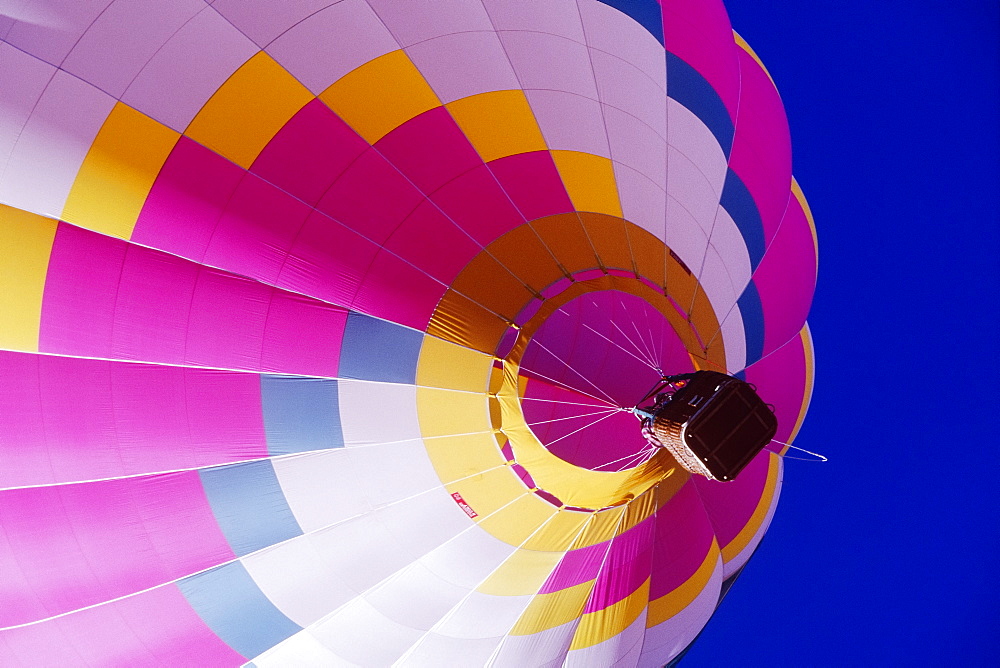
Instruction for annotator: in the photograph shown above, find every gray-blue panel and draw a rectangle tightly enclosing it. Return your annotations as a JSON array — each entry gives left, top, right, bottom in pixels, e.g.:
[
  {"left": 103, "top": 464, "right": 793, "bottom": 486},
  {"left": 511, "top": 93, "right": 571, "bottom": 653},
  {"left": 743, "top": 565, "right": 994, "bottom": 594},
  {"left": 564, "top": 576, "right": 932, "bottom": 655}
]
[
  {"left": 176, "top": 561, "right": 301, "bottom": 659},
  {"left": 666, "top": 52, "right": 734, "bottom": 157},
  {"left": 261, "top": 375, "right": 343, "bottom": 455},
  {"left": 737, "top": 280, "right": 765, "bottom": 367},
  {"left": 597, "top": 0, "right": 664, "bottom": 45},
  {"left": 199, "top": 459, "right": 303, "bottom": 557},
  {"left": 720, "top": 169, "right": 766, "bottom": 271},
  {"left": 338, "top": 311, "right": 422, "bottom": 384}
]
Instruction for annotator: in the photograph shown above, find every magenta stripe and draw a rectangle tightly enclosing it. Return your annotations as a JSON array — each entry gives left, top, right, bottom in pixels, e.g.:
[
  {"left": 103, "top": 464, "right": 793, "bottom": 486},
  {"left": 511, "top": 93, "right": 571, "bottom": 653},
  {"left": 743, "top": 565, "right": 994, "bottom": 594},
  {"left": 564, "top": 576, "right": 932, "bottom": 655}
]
[
  {"left": 691, "top": 452, "right": 770, "bottom": 548},
  {"left": 383, "top": 199, "right": 481, "bottom": 284},
  {"left": 583, "top": 515, "right": 655, "bottom": 612},
  {"left": 374, "top": 106, "right": 482, "bottom": 194},
  {"left": 661, "top": 0, "right": 739, "bottom": 118},
  {"left": 745, "top": 334, "right": 808, "bottom": 444},
  {"left": 350, "top": 249, "right": 446, "bottom": 329},
  {"left": 133, "top": 136, "right": 245, "bottom": 262},
  {"left": 487, "top": 151, "right": 574, "bottom": 222},
  {"left": 539, "top": 539, "right": 611, "bottom": 594},
  {"left": 728, "top": 49, "right": 791, "bottom": 245},
  {"left": 430, "top": 163, "right": 524, "bottom": 246},
  {"left": 754, "top": 197, "right": 816, "bottom": 356},
  {"left": 0, "top": 584, "right": 244, "bottom": 665},
  {"left": 250, "top": 98, "right": 369, "bottom": 207},
  {"left": 0, "top": 473, "right": 234, "bottom": 628},
  {"left": 648, "top": 480, "right": 716, "bottom": 600}
]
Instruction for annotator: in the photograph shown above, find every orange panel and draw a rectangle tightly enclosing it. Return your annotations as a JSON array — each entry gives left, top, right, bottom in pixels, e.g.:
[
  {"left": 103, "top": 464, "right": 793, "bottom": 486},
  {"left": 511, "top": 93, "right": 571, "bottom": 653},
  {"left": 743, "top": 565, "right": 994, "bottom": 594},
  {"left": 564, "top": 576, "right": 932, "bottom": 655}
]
[
  {"left": 531, "top": 213, "right": 600, "bottom": 275},
  {"left": 579, "top": 213, "right": 634, "bottom": 272},
  {"left": 627, "top": 224, "right": 667, "bottom": 287},
  {"left": 485, "top": 224, "right": 566, "bottom": 292},
  {"left": 450, "top": 252, "right": 536, "bottom": 321},
  {"left": 428, "top": 290, "right": 509, "bottom": 354}
]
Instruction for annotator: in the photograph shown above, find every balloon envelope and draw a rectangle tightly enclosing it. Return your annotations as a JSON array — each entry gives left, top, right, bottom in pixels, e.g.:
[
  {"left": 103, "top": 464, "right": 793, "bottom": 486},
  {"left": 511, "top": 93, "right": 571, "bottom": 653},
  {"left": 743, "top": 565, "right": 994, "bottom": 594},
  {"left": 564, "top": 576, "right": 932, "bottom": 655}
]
[{"left": 0, "top": 0, "right": 817, "bottom": 665}]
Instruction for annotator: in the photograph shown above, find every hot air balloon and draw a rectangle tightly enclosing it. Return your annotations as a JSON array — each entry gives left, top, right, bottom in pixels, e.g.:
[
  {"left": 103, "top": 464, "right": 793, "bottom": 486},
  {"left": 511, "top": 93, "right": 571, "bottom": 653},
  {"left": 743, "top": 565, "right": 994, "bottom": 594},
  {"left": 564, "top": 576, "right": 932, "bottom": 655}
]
[{"left": 0, "top": 0, "right": 817, "bottom": 665}]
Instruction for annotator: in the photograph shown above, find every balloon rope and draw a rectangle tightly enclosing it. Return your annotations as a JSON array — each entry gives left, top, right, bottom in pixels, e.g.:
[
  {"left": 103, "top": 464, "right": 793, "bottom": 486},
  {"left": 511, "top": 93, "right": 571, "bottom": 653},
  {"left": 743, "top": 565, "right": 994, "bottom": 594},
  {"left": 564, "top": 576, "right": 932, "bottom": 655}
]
[
  {"left": 525, "top": 407, "right": 619, "bottom": 428},
  {"left": 772, "top": 439, "right": 828, "bottom": 462},
  {"left": 518, "top": 366, "right": 618, "bottom": 407},
  {"left": 527, "top": 339, "right": 620, "bottom": 406},
  {"left": 540, "top": 410, "right": 622, "bottom": 448},
  {"left": 578, "top": 322, "right": 660, "bottom": 372}
]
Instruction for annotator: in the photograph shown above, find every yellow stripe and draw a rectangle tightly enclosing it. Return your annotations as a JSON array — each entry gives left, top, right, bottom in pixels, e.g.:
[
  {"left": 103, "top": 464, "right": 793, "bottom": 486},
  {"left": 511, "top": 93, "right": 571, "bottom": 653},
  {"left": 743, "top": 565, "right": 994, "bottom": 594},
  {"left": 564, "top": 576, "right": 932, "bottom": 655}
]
[
  {"left": 423, "top": 432, "right": 504, "bottom": 485},
  {"left": 791, "top": 177, "right": 819, "bottom": 279},
  {"left": 569, "top": 578, "right": 650, "bottom": 650},
  {"left": 721, "top": 452, "right": 780, "bottom": 562},
  {"left": 510, "top": 580, "right": 594, "bottom": 635},
  {"left": 320, "top": 50, "right": 441, "bottom": 144},
  {"left": 447, "top": 90, "right": 548, "bottom": 162},
  {"left": 522, "top": 510, "right": 592, "bottom": 552},
  {"left": 416, "top": 335, "right": 493, "bottom": 392},
  {"left": 0, "top": 205, "right": 58, "bottom": 351},
  {"left": 477, "top": 548, "right": 564, "bottom": 596},
  {"left": 416, "top": 386, "right": 491, "bottom": 438},
  {"left": 62, "top": 102, "right": 179, "bottom": 239},
  {"left": 786, "top": 323, "right": 815, "bottom": 445},
  {"left": 733, "top": 31, "right": 777, "bottom": 91},
  {"left": 550, "top": 151, "right": 623, "bottom": 217},
  {"left": 186, "top": 52, "right": 313, "bottom": 169},
  {"left": 476, "top": 492, "right": 560, "bottom": 546},
  {"left": 646, "top": 539, "right": 720, "bottom": 627}
]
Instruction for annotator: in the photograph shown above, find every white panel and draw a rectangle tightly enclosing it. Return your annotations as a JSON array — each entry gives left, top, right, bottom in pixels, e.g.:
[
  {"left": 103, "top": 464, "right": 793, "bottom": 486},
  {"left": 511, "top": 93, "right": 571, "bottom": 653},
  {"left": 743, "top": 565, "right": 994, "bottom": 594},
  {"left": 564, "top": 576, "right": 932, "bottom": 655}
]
[
  {"left": 366, "top": 0, "right": 494, "bottom": 48},
  {"left": 338, "top": 380, "right": 421, "bottom": 447},
  {"left": 491, "top": 618, "right": 579, "bottom": 667},
  {"left": 0, "top": 69, "right": 115, "bottom": 218},
  {"left": 578, "top": 0, "right": 665, "bottom": 87},
  {"left": 699, "top": 246, "right": 738, "bottom": 320},
  {"left": 266, "top": 0, "right": 399, "bottom": 95},
  {"left": 406, "top": 31, "right": 520, "bottom": 103},
  {"left": 707, "top": 207, "right": 753, "bottom": 294},
  {"left": 418, "top": 524, "right": 515, "bottom": 589},
  {"left": 637, "top": 557, "right": 724, "bottom": 668},
  {"left": 363, "top": 561, "right": 470, "bottom": 631},
  {"left": 120, "top": 8, "right": 257, "bottom": 132},
  {"left": 720, "top": 304, "right": 747, "bottom": 374},
  {"left": 498, "top": 30, "right": 598, "bottom": 99},
  {"left": 347, "top": 439, "right": 442, "bottom": 508},
  {"left": 2, "top": 0, "right": 112, "bottom": 65},
  {"left": 310, "top": 597, "right": 424, "bottom": 666},
  {"left": 603, "top": 104, "right": 666, "bottom": 190},
  {"left": 482, "top": 0, "right": 586, "bottom": 41},
  {"left": 614, "top": 162, "right": 666, "bottom": 242},
  {"left": 564, "top": 605, "right": 647, "bottom": 667},
  {"left": 526, "top": 89, "right": 610, "bottom": 158},
  {"left": 251, "top": 630, "right": 354, "bottom": 668},
  {"left": 667, "top": 98, "right": 727, "bottom": 197},
  {"left": 0, "top": 43, "right": 54, "bottom": 185},
  {"left": 431, "top": 591, "right": 533, "bottom": 639},
  {"left": 375, "top": 486, "right": 473, "bottom": 562},
  {"left": 273, "top": 449, "right": 372, "bottom": 533},
  {"left": 242, "top": 536, "right": 358, "bottom": 627},
  {"left": 401, "top": 633, "right": 504, "bottom": 667},
  {"left": 666, "top": 145, "right": 719, "bottom": 239},
  {"left": 590, "top": 48, "right": 666, "bottom": 140},
  {"left": 210, "top": 0, "right": 332, "bottom": 47},
  {"left": 663, "top": 195, "right": 709, "bottom": 280}
]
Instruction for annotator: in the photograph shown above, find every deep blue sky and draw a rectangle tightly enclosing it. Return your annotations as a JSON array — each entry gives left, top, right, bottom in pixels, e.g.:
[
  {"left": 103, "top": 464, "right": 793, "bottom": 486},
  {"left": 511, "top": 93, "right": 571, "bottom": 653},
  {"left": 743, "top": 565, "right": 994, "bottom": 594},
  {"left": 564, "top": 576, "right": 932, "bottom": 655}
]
[{"left": 685, "top": 2, "right": 1000, "bottom": 666}]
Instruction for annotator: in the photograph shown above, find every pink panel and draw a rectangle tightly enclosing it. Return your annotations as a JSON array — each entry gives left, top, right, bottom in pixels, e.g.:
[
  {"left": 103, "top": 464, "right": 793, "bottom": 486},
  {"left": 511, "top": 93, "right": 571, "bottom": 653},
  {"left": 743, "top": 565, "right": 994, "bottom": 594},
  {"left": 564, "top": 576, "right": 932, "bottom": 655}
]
[
  {"left": 40, "top": 222, "right": 127, "bottom": 358},
  {"left": 728, "top": 49, "right": 792, "bottom": 244},
  {"left": 316, "top": 147, "right": 424, "bottom": 245},
  {"left": 352, "top": 250, "right": 446, "bottom": 330},
  {"left": 691, "top": 452, "right": 770, "bottom": 548},
  {"left": 584, "top": 515, "right": 655, "bottom": 612},
  {"left": 383, "top": 199, "right": 480, "bottom": 284},
  {"left": 277, "top": 209, "right": 380, "bottom": 308},
  {"left": 203, "top": 173, "right": 313, "bottom": 285},
  {"left": 134, "top": 137, "right": 246, "bottom": 262},
  {"left": 374, "top": 107, "right": 482, "bottom": 195},
  {"left": 429, "top": 164, "right": 524, "bottom": 246},
  {"left": 539, "top": 539, "right": 611, "bottom": 593},
  {"left": 406, "top": 31, "right": 520, "bottom": 103},
  {"left": 0, "top": 473, "right": 234, "bottom": 627},
  {"left": 250, "top": 98, "right": 368, "bottom": 207},
  {"left": 755, "top": 197, "right": 816, "bottom": 355},
  {"left": 185, "top": 269, "right": 271, "bottom": 369},
  {"left": 487, "top": 151, "right": 574, "bottom": 222},
  {"left": 661, "top": 0, "right": 740, "bottom": 118},
  {"left": 744, "top": 334, "right": 807, "bottom": 444},
  {"left": 648, "top": 480, "right": 716, "bottom": 599},
  {"left": 0, "top": 585, "right": 243, "bottom": 665},
  {"left": 260, "top": 290, "right": 348, "bottom": 377}
]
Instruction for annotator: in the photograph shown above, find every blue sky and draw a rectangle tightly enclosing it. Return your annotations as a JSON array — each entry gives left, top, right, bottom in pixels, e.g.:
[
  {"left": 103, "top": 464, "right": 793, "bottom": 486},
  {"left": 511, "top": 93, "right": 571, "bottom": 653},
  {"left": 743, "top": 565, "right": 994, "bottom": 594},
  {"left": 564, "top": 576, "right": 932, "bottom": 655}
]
[{"left": 685, "top": 2, "right": 1000, "bottom": 665}]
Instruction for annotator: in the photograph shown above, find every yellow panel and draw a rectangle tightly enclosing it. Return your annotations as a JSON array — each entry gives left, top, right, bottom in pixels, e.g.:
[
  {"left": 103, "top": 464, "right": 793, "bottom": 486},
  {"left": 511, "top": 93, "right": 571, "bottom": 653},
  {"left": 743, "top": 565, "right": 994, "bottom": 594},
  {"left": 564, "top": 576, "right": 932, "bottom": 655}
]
[
  {"left": 446, "top": 90, "right": 548, "bottom": 163},
  {"left": 320, "top": 49, "right": 441, "bottom": 144},
  {"left": 550, "top": 150, "right": 623, "bottom": 218},
  {"left": 646, "top": 539, "right": 720, "bottom": 627},
  {"left": 62, "top": 102, "right": 179, "bottom": 239},
  {"left": 522, "top": 509, "right": 591, "bottom": 552},
  {"left": 416, "top": 386, "right": 492, "bottom": 438},
  {"left": 511, "top": 580, "right": 594, "bottom": 635},
  {"left": 424, "top": 433, "right": 503, "bottom": 484},
  {"left": 721, "top": 452, "right": 780, "bottom": 562},
  {"left": 477, "top": 548, "right": 564, "bottom": 596},
  {"left": 186, "top": 52, "right": 313, "bottom": 169},
  {"left": 477, "top": 493, "right": 560, "bottom": 546},
  {"left": 787, "top": 323, "right": 815, "bottom": 445},
  {"left": 417, "top": 335, "right": 493, "bottom": 392},
  {"left": 447, "top": 466, "right": 526, "bottom": 519},
  {"left": 569, "top": 579, "right": 650, "bottom": 650},
  {"left": 0, "top": 205, "right": 58, "bottom": 351},
  {"left": 571, "top": 506, "right": 627, "bottom": 548}
]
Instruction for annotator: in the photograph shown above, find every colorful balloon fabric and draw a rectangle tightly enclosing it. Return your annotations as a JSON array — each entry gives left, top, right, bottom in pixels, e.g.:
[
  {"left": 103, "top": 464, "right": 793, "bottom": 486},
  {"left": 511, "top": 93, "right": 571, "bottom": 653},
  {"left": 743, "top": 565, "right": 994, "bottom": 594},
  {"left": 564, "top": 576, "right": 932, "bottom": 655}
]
[{"left": 0, "top": 0, "right": 817, "bottom": 665}]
